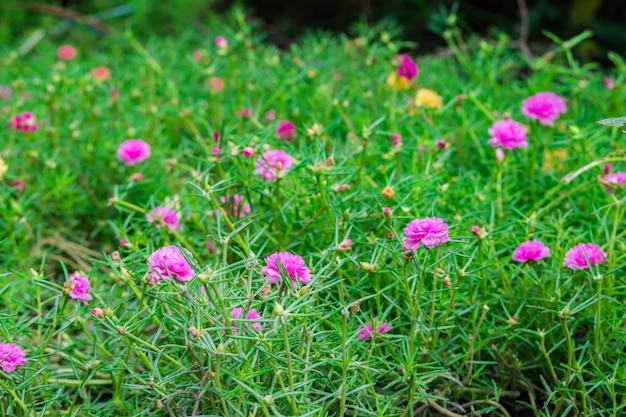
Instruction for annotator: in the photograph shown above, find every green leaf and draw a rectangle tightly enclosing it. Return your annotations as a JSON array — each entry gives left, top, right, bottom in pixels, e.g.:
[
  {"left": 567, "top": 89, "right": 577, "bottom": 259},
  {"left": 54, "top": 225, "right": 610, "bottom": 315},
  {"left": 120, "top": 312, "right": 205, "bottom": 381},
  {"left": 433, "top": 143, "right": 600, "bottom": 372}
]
[{"left": 597, "top": 116, "right": 626, "bottom": 128}]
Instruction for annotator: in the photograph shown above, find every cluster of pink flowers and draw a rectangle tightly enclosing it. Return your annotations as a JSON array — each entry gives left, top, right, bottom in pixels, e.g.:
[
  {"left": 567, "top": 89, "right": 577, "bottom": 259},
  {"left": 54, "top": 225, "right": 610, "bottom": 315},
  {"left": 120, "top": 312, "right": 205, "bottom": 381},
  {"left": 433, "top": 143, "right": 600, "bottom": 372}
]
[
  {"left": 487, "top": 119, "right": 527, "bottom": 150},
  {"left": 255, "top": 150, "right": 294, "bottom": 181},
  {"left": 67, "top": 273, "right": 92, "bottom": 305},
  {"left": 396, "top": 54, "right": 418, "bottom": 81},
  {"left": 117, "top": 139, "right": 151, "bottom": 165},
  {"left": 512, "top": 240, "right": 551, "bottom": 263},
  {"left": 403, "top": 217, "right": 450, "bottom": 250},
  {"left": 563, "top": 243, "right": 607, "bottom": 270},
  {"left": 146, "top": 206, "right": 182, "bottom": 231},
  {"left": 277, "top": 120, "right": 296, "bottom": 142},
  {"left": 261, "top": 252, "right": 311, "bottom": 285},
  {"left": 219, "top": 194, "right": 251, "bottom": 218},
  {"left": 8, "top": 112, "right": 38, "bottom": 133},
  {"left": 357, "top": 319, "right": 392, "bottom": 340},
  {"left": 147, "top": 245, "right": 196, "bottom": 283},
  {"left": 0, "top": 343, "right": 28, "bottom": 373},
  {"left": 521, "top": 92, "right": 567, "bottom": 126},
  {"left": 230, "top": 308, "right": 262, "bottom": 333}
]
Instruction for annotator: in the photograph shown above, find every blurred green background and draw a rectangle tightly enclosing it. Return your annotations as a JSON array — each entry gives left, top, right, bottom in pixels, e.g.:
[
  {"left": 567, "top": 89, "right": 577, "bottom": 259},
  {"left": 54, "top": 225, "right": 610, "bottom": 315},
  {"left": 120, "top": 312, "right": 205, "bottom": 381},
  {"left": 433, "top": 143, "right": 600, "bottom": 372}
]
[{"left": 1, "top": 0, "right": 625, "bottom": 61}]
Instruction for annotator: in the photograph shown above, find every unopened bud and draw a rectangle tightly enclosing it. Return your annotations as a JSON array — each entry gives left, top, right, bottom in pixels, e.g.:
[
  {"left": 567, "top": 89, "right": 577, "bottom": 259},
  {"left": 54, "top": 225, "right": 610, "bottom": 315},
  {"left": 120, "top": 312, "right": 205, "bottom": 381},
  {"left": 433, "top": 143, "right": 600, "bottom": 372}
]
[
  {"left": 382, "top": 186, "right": 395, "bottom": 200},
  {"left": 91, "top": 308, "right": 105, "bottom": 319},
  {"left": 442, "top": 276, "right": 452, "bottom": 288},
  {"left": 337, "top": 239, "right": 353, "bottom": 251},
  {"left": 188, "top": 326, "right": 202, "bottom": 338},
  {"left": 273, "top": 302, "right": 285, "bottom": 316},
  {"left": 383, "top": 207, "right": 393, "bottom": 219}
]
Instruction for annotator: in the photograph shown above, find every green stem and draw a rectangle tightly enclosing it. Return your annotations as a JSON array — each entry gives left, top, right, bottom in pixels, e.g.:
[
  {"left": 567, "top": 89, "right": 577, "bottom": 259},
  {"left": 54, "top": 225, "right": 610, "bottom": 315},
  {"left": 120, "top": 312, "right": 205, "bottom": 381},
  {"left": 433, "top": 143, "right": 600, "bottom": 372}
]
[
  {"left": 215, "top": 354, "right": 231, "bottom": 417},
  {"left": 281, "top": 318, "right": 299, "bottom": 416},
  {"left": 0, "top": 379, "right": 30, "bottom": 416},
  {"left": 38, "top": 297, "right": 69, "bottom": 355}
]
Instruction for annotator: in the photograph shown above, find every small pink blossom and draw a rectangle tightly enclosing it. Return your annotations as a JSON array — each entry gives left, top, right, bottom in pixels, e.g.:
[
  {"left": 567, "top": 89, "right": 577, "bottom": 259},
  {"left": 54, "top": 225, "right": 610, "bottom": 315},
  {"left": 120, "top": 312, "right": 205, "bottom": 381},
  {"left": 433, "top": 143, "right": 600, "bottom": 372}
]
[
  {"left": 12, "top": 180, "right": 26, "bottom": 192},
  {"left": 487, "top": 119, "right": 528, "bottom": 150},
  {"left": 521, "top": 92, "right": 567, "bottom": 126},
  {"left": 146, "top": 206, "right": 182, "bottom": 231},
  {"left": 602, "top": 171, "right": 626, "bottom": 193},
  {"left": 255, "top": 150, "right": 294, "bottom": 181},
  {"left": 206, "top": 77, "right": 225, "bottom": 92},
  {"left": 337, "top": 239, "right": 353, "bottom": 251},
  {"left": 68, "top": 273, "right": 93, "bottom": 305},
  {"left": 604, "top": 77, "right": 615, "bottom": 90},
  {"left": 230, "top": 308, "right": 262, "bottom": 333},
  {"left": 242, "top": 147, "right": 255, "bottom": 158},
  {"left": 265, "top": 110, "right": 276, "bottom": 121},
  {"left": 512, "top": 240, "right": 551, "bottom": 263},
  {"left": 495, "top": 148, "right": 505, "bottom": 164},
  {"left": 396, "top": 54, "right": 418, "bottom": 81},
  {"left": 383, "top": 207, "right": 393, "bottom": 219},
  {"left": 215, "top": 36, "right": 228, "bottom": 49},
  {"left": 57, "top": 45, "right": 77, "bottom": 61},
  {"left": 91, "top": 66, "right": 111, "bottom": 81},
  {"left": 435, "top": 139, "right": 447, "bottom": 150},
  {"left": 211, "top": 147, "right": 221, "bottom": 154},
  {"left": 357, "top": 319, "right": 392, "bottom": 340},
  {"left": 8, "top": 112, "right": 38, "bottom": 133},
  {"left": 117, "top": 139, "right": 151, "bottom": 166},
  {"left": 0, "top": 86, "right": 11, "bottom": 100},
  {"left": 403, "top": 217, "right": 450, "bottom": 250},
  {"left": 390, "top": 134, "right": 402, "bottom": 147},
  {"left": 0, "top": 343, "right": 28, "bottom": 374},
  {"left": 91, "top": 308, "right": 105, "bottom": 319},
  {"left": 470, "top": 225, "right": 485, "bottom": 239},
  {"left": 277, "top": 120, "right": 296, "bottom": 142},
  {"left": 219, "top": 194, "right": 251, "bottom": 218},
  {"left": 147, "top": 245, "right": 196, "bottom": 282},
  {"left": 261, "top": 252, "right": 311, "bottom": 285},
  {"left": 563, "top": 243, "right": 607, "bottom": 270},
  {"left": 236, "top": 108, "right": 251, "bottom": 118}
]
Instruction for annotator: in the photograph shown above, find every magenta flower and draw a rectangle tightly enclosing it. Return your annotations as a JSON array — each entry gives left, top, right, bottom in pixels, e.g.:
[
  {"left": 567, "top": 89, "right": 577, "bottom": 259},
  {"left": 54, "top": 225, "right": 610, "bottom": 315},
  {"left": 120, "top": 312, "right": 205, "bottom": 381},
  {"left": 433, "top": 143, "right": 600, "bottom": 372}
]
[
  {"left": 403, "top": 217, "right": 450, "bottom": 250},
  {"left": 512, "top": 240, "right": 551, "bottom": 263},
  {"left": 563, "top": 243, "right": 607, "bottom": 270},
  {"left": 357, "top": 320, "right": 392, "bottom": 340},
  {"left": 390, "top": 134, "right": 402, "bottom": 147},
  {"left": 68, "top": 273, "right": 93, "bottom": 305},
  {"left": 261, "top": 252, "right": 311, "bottom": 284},
  {"left": 57, "top": 45, "right": 77, "bottom": 61},
  {"left": 8, "top": 112, "right": 38, "bottom": 133},
  {"left": 255, "top": 150, "right": 294, "bottom": 181},
  {"left": 147, "top": 245, "right": 196, "bottom": 283},
  {"left": 0, "top": 343, "right": 28, "bottom": 374},
  {"left": 219, "top": 194, "right": 251, "bottom": 218},
  {"left": 277, "top": 121, "right": 296, "bottom": 142},
  {"left": 230, "top": 308, "right": 262, "bottom": 334},
  {"left": 146, "top": 206, "right": 182, "bottom": 231},
  {"left": 117, "top": 139, "right": 151, "bottom": 166},
  {"left": 215, "top": 36, "right": 228, "bottom": 49},
  {"left": 397, "top": 54, "right": 418, "bottom": 81},
  {"left": 604, "top": 77, "right": 615, "bottom": 90},
  {"left": 521, "top": 92, "right": 567, "bottom": 126},
  {"left": 602, "top": 172, "right": 626, "bottom": 193},
  {"left": 242, "top": 147, "right": 255, "bottom": 158},
  {"left": 487, "top": 119, "right": 528, "bottom": 150}
]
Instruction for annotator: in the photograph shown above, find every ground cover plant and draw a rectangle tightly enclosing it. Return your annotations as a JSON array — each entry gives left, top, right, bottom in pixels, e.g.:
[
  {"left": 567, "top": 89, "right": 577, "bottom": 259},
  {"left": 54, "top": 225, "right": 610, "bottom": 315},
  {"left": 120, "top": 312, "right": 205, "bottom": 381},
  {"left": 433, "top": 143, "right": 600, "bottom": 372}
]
[{"left": 1, "top": 11, "right": 625, "bottom": 417}]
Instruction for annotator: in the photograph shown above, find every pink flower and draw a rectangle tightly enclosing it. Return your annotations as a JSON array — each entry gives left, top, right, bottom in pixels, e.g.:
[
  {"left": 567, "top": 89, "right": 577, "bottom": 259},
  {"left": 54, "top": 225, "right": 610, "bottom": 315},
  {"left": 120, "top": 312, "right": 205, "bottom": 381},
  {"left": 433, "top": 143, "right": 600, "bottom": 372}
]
[
  {"left": 0, "top": 343, "right": 28, "bottom": 373},
  {"left": 277, "top": 121, "right": 296, "bottom": 142},
  {"left": 265, "top": 110, "right": 276, "bottom": 121},
  {"left": 146, "top": 206, "right": 182, "bottom": 231},
  {"left": 261, "top": 252, "right": 311, "bottom": 284},
  {"left": 602, "top": 171, "right": 626, "bottom": 193},
  {"left": 230, "top": 308, "right": 262, "bottom": 333},
  {"left": 242, "top": 147, "right": 255, "bottom": 158},
  {"left": 512, "top": 240, "right": 551, "bottom": 263},
  {"left": 487, "top": 119, "right": 528, "bottom": 150},
  {"left": 255, "top": 150, "right": 294, "bottom": 181},
  {"left": 207, "top": 77, "right": 225, "bottom": 92},
  {"left": 68, "top": 273, "right": 93, "bottom": 305},
  {"left": 91, "top": 308, "right": 105, "bottom": 319},
  {"left": 0, "top": 86, "right": 11, "bottom": 100},
  {"left": 390, "top": 134, "right": 402, "bottom": 147},
  {"left": 397, "top": 54, "right": 418, "bottom": 81},
  {"left": 12, "top": 180, "right": 26, "bottom": 192},
  {"left": 117, "top": 139, "right": 151, "bottom": 166},
  {"left": 403, "top": 217, "right": 450, "bottom": 250},
  {"left": 563, "top": 243, "right": 607, "bottom": 270},
  {"left": 604, "top": 77, "right": 615, "bottom": 90},
  {"left": 215, "top": 36, "right": 228, "bottom": 49},
  {"left": 8, "top": 112, "right": 38, "bottom": 133},
  {"left": 521, "top": 92, "right": 567, "bottom": 126},
  {"left": 219, "top": 194, "right": 251, "bottom": 218},
  {"left": 91, "top": 66, "right": 111, "bottom": 81},
  {"left": 357, "top": 319, "right": 392, "bottom": 340},
  {"left": 147, "top": 245, "right": 196, "bottom": 282},
  {"left": 435, "top": 139, "right": 447, "bottom": 150},
  {"left": 236, "top": 108, "right": 251, "bottom": 118},
  {"left": 337, "top": 239, "right": 353, "bottom": 251},
  {"left": 57, "top": 45, "right": 77, "bottom": 61}
]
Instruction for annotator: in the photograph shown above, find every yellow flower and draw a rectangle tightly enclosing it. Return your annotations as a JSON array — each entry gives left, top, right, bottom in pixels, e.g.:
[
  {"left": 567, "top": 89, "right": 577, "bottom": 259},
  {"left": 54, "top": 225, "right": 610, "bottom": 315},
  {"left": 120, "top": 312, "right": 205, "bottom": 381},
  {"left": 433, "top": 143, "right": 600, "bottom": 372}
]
[
  {"left": 542, "top": 149, "right": 568, "bottom": 172},
  {"left": 386, "top": 73, "right": 411, "bottom": 91},
  {"left": 0, "top": 157, "right": 7, "bottom": 180},
  {"left": 415, "top": 88, "right": 443, "bottom": 109}
]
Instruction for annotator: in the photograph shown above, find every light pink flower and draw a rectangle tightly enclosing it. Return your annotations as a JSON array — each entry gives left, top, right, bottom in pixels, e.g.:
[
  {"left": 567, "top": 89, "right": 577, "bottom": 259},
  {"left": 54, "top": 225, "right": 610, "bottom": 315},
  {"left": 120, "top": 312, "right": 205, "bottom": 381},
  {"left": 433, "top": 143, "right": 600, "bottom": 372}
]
[
  {"left": 265, "top": 110, "right": 276, "bottom": 121},
  {"left": 487, "top": 119, "right": 528, "bottom": 150},
  {"left": 117, "top": 139, "right": 151, "bottom": 165},
  {"left": 397, "top": 54, "right": 418, "bottom": 81},
  {"left": 215, "top": 36, "right": 228, "bottom": 49},
  {"left": 390, "top": 134, "right": 402, "bottom": 147},
  {"left": 242, "top": 147, "right": 255, "bottom": 158},
  {"left": 91, "top": 308, "right": 105, "bottom": 319},
  {"left": 236, "top": 108, "right": 251, "bottom": 118},
  {"left": 255, "top": 150, "right": 294, "bottom": 181},
  {"left": 357, "top": 320, "right": 392, "bottom": 340},
  {"left": 206, "top": 77, "right": 225, "bottom": 92},
  {"left": 0, "top": 86, "right": 11, "bottom": 100},
  {"left": 403, "top": 217, "right": 450, "bottom": 250},
  {"left": 68, "top": 273, "right": 93, "bottom": 305},
  {"left": 147, "top": 245, "right": 196, "bottom": 282},
  {"left": 8, "top": 112, "right": 38, "bottom": 133},
  {"left": 604, "top": 77, "right": 615, "bottom": 90},
  {"left": 246, "top": 309, "right": 262, "bottom": 331},
  {"left": 337, "top": 239, "right": 353, "bottom": 251},
  {"left": 563, "top": 243, "right": 607, "bottom": 270},
  {"left": 0, "top": 343, "right": 28, "bottom": 374},
  {"left": 261, "top": 252, "right": 311, "bottom": 284},
  {"left": 146, "top": 206, "right": 182, "bottom": 231},
  {"left": 521, "top": 92, "right": 567, "bottom": 126},
  {"left": 91, "top": 66, "right": 111, "bottom": 81},
  {"left": 219, "top": 194, "right": 251, "bottom": 218},
  {"left": 512, "top": 240, "right": 551, "bottom": 263},
  {"left": 277, "top": 120, "right": 296, "bottom": 142},
  {"left": 602, "top": 171, "right": 626, "bottom": 193},
  {"left": 57, "top": 45, "right": 77, "bottom": 61}
]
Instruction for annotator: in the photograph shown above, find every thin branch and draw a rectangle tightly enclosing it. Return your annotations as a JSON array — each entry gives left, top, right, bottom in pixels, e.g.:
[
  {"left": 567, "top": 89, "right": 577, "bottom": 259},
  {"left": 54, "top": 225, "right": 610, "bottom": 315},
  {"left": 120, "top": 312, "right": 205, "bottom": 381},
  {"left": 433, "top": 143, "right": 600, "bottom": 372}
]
[{"left": 516, "top": 0, "right": 533, "bottom": 59}]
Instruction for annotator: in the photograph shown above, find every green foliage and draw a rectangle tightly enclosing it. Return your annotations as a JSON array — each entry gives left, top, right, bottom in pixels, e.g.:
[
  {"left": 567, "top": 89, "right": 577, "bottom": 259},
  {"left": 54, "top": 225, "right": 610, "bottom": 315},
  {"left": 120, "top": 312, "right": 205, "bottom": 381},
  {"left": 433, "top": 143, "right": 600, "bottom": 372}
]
[{"left": 0, "top": 15, "right": 625, "bottom": 417}]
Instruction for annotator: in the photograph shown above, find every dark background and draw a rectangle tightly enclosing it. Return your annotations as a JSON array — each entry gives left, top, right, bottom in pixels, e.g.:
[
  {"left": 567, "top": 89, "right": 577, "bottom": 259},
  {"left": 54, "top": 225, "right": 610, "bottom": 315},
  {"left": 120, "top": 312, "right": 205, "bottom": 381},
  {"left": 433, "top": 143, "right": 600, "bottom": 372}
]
[{"left": 1, "top": 0, "right": 625, "bottom": 61}]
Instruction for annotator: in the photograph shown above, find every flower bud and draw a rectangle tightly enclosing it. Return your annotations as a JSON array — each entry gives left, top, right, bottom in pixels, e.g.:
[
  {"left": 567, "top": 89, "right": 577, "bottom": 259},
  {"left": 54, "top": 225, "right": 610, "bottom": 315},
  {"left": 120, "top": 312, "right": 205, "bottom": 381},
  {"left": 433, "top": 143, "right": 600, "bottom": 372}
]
[
  {"left": 383, "top": 207, "right": 393, "bottom": 219},
  {"left": 382, "top": 186, "right": 395, "bottom": 200},
  {"left": 91, "top": 308, "right": 105, "bottom": 319}
]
